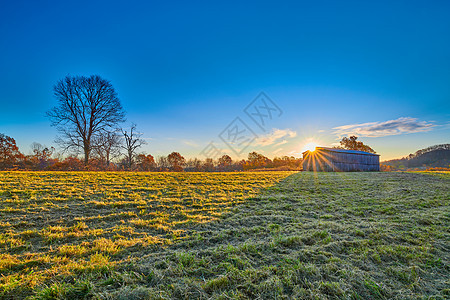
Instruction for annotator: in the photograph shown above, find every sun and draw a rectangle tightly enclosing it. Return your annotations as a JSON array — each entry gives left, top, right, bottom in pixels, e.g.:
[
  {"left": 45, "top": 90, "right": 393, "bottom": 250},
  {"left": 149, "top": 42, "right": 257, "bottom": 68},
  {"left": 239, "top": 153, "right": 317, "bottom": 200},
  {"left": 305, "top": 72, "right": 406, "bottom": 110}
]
[{"left": 301, "top": 141, "right": 319, "bottom": 153}]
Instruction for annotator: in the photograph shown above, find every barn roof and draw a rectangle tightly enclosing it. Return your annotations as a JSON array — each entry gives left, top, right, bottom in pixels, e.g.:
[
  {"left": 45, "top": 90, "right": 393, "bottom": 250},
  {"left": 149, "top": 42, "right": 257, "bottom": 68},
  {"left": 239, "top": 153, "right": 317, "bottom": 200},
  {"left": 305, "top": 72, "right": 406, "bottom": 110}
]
[{"left": 303, "top": 147, "right": 380, "bottom": 156}]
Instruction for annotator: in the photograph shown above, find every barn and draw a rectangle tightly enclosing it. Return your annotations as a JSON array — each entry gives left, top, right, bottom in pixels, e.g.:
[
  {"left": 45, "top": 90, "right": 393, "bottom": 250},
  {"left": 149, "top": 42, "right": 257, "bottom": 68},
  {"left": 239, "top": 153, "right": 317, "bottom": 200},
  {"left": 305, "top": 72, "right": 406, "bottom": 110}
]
[{"left": 302, "top": 147, "right": 380, "bottom": 172}]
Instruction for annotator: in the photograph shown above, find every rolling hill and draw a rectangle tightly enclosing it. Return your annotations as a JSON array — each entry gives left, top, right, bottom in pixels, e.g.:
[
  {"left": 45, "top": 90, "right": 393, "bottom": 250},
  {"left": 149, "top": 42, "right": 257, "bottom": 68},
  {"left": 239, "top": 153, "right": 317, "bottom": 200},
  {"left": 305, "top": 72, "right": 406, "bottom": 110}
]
[{"left": 383, "top": 144, "right": 450, "bottom": 169}]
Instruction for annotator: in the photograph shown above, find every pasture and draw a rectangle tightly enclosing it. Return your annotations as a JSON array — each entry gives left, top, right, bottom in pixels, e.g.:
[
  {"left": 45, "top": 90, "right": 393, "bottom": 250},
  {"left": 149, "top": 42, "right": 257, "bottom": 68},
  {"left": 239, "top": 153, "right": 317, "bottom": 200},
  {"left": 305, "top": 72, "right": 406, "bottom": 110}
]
[{"left": 0, "top": 171, "right": 448, "bottom": 299}]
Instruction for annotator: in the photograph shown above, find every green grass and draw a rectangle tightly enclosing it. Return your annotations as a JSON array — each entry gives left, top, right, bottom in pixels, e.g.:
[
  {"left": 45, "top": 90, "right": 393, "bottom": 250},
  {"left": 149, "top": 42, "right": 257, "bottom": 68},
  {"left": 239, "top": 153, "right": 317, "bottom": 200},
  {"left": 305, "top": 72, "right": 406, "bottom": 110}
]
[{"left": 0, "top": 171, "right": 448, "bottom": 299}]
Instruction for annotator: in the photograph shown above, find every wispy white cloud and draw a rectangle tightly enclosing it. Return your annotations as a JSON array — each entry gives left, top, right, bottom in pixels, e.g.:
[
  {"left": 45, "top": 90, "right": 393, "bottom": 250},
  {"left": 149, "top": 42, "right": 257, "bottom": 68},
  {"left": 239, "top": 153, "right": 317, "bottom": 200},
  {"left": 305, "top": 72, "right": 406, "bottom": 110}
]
[
  {"left": 287, "top": 150, "right": 299, "bottom": 156},
  {"left": 273, "top": 148, "right": 283, "bottom": 154},
  {"left": 274, "top": 140, "right": 288, "bottom": 147},
  {"left": 333, "top": 117, "right": 435, "bottom": 138},
  {"left": 182, "top": 140, "right": 198, "bottom": 147},
  {"left": 255, "top": 128, "right": 297, "bottom": 146}
]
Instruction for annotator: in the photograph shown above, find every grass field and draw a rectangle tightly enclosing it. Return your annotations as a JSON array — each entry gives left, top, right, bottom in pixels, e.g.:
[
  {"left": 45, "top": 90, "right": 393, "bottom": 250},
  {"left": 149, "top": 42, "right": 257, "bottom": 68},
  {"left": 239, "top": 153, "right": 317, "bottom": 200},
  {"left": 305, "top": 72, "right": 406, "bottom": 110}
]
[{"left": 0, "top": 171, "right": 448, "bottom": 299}]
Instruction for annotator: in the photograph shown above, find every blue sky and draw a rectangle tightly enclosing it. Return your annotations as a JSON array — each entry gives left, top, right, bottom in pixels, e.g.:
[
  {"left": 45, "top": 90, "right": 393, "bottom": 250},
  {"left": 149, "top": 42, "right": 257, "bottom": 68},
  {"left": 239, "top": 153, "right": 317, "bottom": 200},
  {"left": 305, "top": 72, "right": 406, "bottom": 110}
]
[{"left": 0, "top": 0, "right": 449, "bottom": 161}]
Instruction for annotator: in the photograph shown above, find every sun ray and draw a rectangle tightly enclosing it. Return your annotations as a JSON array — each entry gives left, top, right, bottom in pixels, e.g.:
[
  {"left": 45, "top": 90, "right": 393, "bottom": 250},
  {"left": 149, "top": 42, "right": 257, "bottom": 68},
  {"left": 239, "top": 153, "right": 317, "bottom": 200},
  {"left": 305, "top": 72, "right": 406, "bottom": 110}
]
[{"left": 301, "top": 141, "right": 319, "bottom": 153}]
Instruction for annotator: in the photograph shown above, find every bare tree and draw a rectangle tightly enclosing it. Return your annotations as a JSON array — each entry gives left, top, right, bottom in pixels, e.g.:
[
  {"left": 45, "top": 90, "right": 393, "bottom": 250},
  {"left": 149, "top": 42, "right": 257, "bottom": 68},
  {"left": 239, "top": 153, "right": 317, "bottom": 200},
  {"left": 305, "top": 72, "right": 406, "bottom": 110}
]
[
  {"left": 31, "top": 142, "right": 55, "bottom": 158},
  {"left": 185, "top": 158, "right": 202, "bottom": 172},
  {"left": 46, "top": 75, "right": 126, "bottom": 165},
  {"left": 156, "top": 156, "right": 169, "bottom": 171},
  {"left": 121, "top": 123, "right": 146, "bottom": 169},
  {"left": 92, "top": 131, "right": 121, "bottom": 167}
]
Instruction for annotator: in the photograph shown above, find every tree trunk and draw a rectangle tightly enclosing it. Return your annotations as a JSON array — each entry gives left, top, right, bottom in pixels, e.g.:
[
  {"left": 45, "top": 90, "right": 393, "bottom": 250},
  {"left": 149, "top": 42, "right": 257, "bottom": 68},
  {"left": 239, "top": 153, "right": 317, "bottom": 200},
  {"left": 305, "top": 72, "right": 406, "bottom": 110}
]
[
  {"left": 128, "top": 151, "right": 133, "bottom": 170},
  {"left": 106, "top": 149, "right": 110, "bottom": 167},
  {"left": 84, "top": 143, "right": 90, "bottom": 166}
]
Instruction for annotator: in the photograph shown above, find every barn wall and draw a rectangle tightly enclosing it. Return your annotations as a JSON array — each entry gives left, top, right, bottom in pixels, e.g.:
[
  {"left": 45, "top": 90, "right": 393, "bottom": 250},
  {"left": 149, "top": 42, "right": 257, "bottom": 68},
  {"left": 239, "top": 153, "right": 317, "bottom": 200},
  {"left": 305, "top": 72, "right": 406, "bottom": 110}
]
[{"left": 302, "top": 149, "right": 380, "bottom": 172}]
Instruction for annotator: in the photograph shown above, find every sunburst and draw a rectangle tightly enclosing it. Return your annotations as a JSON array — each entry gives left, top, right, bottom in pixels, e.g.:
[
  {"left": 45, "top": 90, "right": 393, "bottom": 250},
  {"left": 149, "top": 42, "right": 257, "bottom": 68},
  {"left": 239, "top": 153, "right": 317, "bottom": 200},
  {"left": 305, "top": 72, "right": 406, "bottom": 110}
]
[{"left": 301, "top": 141, "right": 319, "bottom": 153}]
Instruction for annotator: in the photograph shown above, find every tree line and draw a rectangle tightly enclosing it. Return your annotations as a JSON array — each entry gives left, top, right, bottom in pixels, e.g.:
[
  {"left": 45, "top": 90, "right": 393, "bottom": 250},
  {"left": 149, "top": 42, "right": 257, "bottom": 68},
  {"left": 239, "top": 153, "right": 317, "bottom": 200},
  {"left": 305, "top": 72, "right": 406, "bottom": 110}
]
[
  {"left": 1, "top": 74, "right": 380, "bottom": 172},
  {"left": 0, "top": 134, "right": 302, "bottom": 171},
  {"left": 0, "top": 74, "right": 304, "bottom": 171},
  {"left": 381, "top": 144, "right": 450, "bottom": 171}
]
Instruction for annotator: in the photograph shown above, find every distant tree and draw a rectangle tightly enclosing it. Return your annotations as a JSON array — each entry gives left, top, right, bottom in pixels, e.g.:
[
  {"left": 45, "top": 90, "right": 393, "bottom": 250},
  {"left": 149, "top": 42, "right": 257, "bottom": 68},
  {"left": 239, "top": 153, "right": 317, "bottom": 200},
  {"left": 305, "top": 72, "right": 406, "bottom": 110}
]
[
  {"left": 382, "top": 144, "right": 450, "bottom": 170},
  {"left": 273, "top": 155, "right": 302, "bottom": 169},
  {"left": 409, "top": 144, "right": 450, "bottom": 159},
  {"left": 338, "top": 136, "right": 376, "bottom": 153},
  {"left": 121, "top": 124, "right": 146, "bottom": 170},
  {"left": 28, "top": 142, "right": 55, "bottom": 170},
  {"left": 218, "top": 155, "right": 232, "bottom": 166},
  {"left": 185, "top": 158, "right": 202, "bottom": 172},
  {"left": 86, "top": 157, "right": 107, "bottom": 171},
  {"left": 31, "top": 143, "right": 54, "bottom": 161},
  {"left": 167, "top": 152, "right": 185, "bottom": 172},
  {"left": 202, "top": 158, "right": 215, "bottom": 172},
  {"left": 0, "top": 133, "right": 23, "bottom": 169},
  {"left": 135, "top": 154, "right": 156, "bottom": 171},
  {"left": 235, "top": 159, "right": 246, "bottom": 171},
  {"left": 192, "top": 158, "right": 202, "bottom": 171},
  {"left": 47, "top": 156, "right": 83, "bottom": 171},
  {"left": 93, "top": 131, "right": 121, "bottom": 168},
  {"left": 273, "top": 156, "right": 289, "bottom": 167},
  {"left": 217, "top": 155, "right": 232, "bottom": 171},
  {"left": 46, "top": 75, "right": 125, "bottom": 166},
  {"left": 380, "top": 164, "right": 394, "bottom": 172},
  {"left": 245, "top": 152, "right": 272, "bottom": 170},
  {"left": 156, "top": 156, "right": 170, "bottom": 171}
]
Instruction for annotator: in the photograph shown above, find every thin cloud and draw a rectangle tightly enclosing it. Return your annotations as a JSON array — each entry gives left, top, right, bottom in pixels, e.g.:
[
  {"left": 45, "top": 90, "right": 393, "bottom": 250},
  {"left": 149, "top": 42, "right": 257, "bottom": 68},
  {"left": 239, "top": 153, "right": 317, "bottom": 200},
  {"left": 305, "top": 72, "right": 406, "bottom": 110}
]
[
  {"left": 273, "top": 148, "right": 283, "bottom": 154},
  {"left": 274, "top": 140, "right": 288, "bottom": 147},
  {"left": 182, "top": 140, "right": 198, "bottom": 147},
  {"left": 255, "top": 128, "right": 297, "bottom": 146},
  {"left": 333, "top": 117, "right": 435, "bottom": 137},
  {"left": 287, "top": 150, "right": 299, "bottom": 156},
  {"left": 220, "top": 148, "right": 234, "bottom": 155}
]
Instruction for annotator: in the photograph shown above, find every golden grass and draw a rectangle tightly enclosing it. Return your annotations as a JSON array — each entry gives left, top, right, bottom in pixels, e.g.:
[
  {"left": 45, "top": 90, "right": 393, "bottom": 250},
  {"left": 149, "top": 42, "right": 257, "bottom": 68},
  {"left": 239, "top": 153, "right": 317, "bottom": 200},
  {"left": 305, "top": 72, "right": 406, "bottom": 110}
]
[
  {"left": 0, "top": 171, "right": 291, "bottom": 298},
  {"left": 0, "top": 171, "right": 448, "bottom": 299}
]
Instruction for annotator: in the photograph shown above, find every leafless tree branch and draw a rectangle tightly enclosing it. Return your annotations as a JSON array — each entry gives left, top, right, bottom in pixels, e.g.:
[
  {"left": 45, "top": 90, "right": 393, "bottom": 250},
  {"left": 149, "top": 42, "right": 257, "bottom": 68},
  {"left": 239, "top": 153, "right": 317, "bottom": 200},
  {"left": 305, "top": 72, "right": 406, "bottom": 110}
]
[
  {"left": 46, "top": 75, "right": 126, "bottom": 165},
  {"left": 120, "top": 123, "right": 146, "bottom": 169}
]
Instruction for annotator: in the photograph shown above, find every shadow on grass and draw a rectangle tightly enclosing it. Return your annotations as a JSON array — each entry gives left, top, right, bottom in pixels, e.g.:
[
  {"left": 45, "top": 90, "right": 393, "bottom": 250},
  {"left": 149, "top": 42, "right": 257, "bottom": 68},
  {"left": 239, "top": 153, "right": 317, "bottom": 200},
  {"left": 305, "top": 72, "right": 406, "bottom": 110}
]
[
  {"left": 109, "top": 172, "right": 449, "bottom": 299},
  {"left": 2, "top": 171, "right": 449, "bottom": 299}
]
